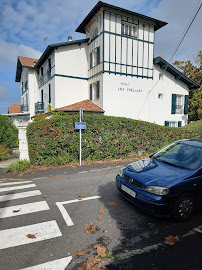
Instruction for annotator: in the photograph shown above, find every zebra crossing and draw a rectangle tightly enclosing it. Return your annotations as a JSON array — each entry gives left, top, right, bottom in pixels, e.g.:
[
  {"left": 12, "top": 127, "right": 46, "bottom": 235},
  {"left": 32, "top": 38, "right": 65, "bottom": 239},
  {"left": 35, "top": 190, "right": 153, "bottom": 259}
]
[{"left": 0, "top": 180, "right": 72, "bottom": 269}]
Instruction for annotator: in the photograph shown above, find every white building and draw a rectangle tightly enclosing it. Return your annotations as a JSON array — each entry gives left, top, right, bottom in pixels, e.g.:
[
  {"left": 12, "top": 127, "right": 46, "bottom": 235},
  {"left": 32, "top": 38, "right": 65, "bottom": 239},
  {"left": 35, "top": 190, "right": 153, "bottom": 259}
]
[{"left": 15, "top": 2, "right": 199, "bottom": 127}]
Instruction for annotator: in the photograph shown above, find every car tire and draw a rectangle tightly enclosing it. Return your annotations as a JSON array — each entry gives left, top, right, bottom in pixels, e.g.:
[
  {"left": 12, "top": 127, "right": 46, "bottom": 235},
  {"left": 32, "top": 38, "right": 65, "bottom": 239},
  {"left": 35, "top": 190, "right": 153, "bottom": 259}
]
[{"left": 173, "top": 194, "right": 194, "bottom": 221}]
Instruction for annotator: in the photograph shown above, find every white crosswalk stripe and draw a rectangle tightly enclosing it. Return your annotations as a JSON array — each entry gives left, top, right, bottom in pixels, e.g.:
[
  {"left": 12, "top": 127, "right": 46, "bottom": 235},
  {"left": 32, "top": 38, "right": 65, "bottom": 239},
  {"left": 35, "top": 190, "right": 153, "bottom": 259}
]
[
  {"left": 0, "top": 180, "right": 64, "bottom": 268},
  {"left": 0, "top": 190, "right": 42, "bottom": 202},
  {"left": 0, "top": 183, "right": 36, "bottom": 193},
  {"left": 0, "top": 181, "right": 32, "bottom": 186},
  {"left": 0, "top": 201, "right": 49, "bottom": 218},
  {"left": 20, "top": 256, "right": 72, "bottom": 270},
  {"left": 0, "top": 220, "right": 62, "bottom": 250}
]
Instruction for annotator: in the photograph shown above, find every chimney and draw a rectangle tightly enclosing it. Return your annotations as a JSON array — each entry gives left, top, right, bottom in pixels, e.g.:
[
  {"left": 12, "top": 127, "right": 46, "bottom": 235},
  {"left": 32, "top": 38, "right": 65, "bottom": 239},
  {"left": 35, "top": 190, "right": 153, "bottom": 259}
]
[{"left": 68, "top": 36, "right": 72, "bottom": 42}]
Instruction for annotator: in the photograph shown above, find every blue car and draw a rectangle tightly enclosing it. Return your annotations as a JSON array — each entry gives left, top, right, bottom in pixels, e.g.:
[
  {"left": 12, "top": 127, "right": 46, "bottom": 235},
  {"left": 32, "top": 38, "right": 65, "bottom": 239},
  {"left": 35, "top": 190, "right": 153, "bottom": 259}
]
[{"left": 116, "top": 139, "right": 202, "bottom": 220}]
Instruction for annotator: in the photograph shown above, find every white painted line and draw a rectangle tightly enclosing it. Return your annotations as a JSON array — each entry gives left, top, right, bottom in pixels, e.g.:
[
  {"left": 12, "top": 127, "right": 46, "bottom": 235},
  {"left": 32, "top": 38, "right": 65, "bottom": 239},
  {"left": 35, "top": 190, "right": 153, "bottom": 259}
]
[
  {"left": 56, "top": 203, "right": 74, "bottom": 226},
  {"left": 0, "top": 181, "right": 32, "bottom": 187},
  {"left": 0, "top": 190, "right": 42, "bottom": 202},
  {"left": 0, "top": 201, "right": 49, "bottom": 219},
  {"left": 0, "top": 184, "right": 36, "bottom": 193},
  {"left": 20, "top": 256, "right": 72, "bottom": 270},
  {"left": 56, "top": 196, "right": 101, "bottom": 227},
  {"left": 59, "top": 195, "right": 101, "bottom": 205},
  {"left": 193, "top": 228, "right": 202, "bottom": 233},
  {"left": 32, "top": 177, "right": 48, "bottom": 181},
  {"left": 0, "top": 220, "right": 62, "bottom": 250}
]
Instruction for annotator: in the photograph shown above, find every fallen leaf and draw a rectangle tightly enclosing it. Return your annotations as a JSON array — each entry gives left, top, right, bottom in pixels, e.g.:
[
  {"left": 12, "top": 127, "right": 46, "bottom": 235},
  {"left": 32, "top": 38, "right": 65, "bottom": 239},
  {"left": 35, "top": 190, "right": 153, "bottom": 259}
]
[
  {"left": 164, "top": 235, "right": 180, "bottom": 246},
  {"left": 81, "top": 255, "right": 100, "bottom": 270},
  {"left": 78, "top": 194, "right": 84, "bottom": 200},
  {"left": 94, "top": 244, "right": 107, "bottom": 257},
  {"left": 107, "top": 202, "right": 118, "bottom": 207},
  {"left": 49, "top": 175, "right": 59, "bottom": 178},
  {"left": 84, "top": 224, "right": 100, "bottom": 234},
  {"left": 42, "top": 195, "right": 48, "bottom": 199},
  {"left": 13, "top": 209, "right": 21, "bottom": 213},
  {"left": 99, "top": 208, "right": 104, "bottom": 214},
  {"left": 74, "top": 250, "right": 86, "bottom": 256},
  {"left": 97, "top": 215, "right": 102, "bottom": 220},
  {"left": 27, "top": 234, "right": 36, "bottom": 239}
]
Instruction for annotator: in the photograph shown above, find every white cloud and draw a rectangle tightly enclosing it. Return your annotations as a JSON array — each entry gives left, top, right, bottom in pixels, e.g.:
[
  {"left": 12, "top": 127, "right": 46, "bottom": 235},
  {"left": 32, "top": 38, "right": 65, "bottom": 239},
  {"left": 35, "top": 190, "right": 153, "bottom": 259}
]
[{"left": 0, "top": 38, "right": 41, "bottom": 70}]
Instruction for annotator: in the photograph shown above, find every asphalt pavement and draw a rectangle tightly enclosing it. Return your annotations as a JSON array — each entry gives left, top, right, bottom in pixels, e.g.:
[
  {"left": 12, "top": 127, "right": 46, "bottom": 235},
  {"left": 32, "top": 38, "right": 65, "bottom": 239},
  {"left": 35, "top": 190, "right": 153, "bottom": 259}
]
[{"left": 0, "top": 160, "right": 202, "bottom": 269}]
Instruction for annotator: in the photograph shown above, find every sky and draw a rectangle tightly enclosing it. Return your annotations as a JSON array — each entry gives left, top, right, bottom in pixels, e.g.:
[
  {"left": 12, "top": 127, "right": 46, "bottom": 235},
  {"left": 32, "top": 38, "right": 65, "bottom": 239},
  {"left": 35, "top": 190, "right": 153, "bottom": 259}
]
[{"left": 0, "top": 0, "right": 201, "bottom": 114}]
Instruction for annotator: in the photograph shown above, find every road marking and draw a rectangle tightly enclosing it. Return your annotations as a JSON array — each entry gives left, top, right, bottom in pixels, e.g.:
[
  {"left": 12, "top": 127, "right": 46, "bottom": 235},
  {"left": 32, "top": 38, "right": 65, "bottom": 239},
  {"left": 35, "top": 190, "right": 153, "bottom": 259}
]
[
  {"left": 20, "top": 256, "right": 72, "bottom": 270},
  {"left": 56, "top": 196, "right": 101, "bottom": 226},
  {"left": 56, "top": 203, "right": 74, "bottom": 226},
  {"left": 0, "top": 181, "right": 32, "bottom": 187},
  {"left": 0, "top": 190, "right": 42, "bottom": 202},
  {"left": 0, "top": 184, "right": 36, "bottom": 193},
  {"left": 0, "top": 220, "right": 62, "bottom": 250},
  {"left": 32, "top": 177, "right": 49, "bottom": 181},
  {"left": 0, "top": 201, "right": 50, "bottom": 219}
]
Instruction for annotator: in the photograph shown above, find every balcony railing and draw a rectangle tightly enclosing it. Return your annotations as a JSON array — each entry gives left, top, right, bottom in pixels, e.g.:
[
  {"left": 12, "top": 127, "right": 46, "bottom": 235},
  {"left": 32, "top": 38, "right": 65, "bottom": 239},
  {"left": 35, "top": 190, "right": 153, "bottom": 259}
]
[
  {"left": 35, "top": 102, "right": 44, "bottom": 114},
  {"left": 21, "top": 104, "right": 29, "bottom": 112},
  {"left": 39, "top": 76, "right": 44, "bottom": 87}
]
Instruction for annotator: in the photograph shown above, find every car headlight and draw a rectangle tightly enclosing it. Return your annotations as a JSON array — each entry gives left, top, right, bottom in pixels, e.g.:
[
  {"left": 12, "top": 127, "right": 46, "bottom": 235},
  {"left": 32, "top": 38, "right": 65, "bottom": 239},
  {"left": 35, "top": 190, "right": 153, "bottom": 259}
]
[
  {"left": 145, "top": 186, "right": 169, "bottom": 196},
  {"left": 118, "top": 167, "right": 126, "bottom": 178}
]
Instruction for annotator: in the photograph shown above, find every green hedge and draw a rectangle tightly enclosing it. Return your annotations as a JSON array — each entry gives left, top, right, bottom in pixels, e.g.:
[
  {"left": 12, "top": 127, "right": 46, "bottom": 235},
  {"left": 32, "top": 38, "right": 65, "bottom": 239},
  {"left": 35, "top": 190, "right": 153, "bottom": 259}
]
[
  {"left": 0, "top": 115, "right": 18, "bottom": 149},
  {"left": 27, "top": 113, "right": 202, "bottom": 166}
]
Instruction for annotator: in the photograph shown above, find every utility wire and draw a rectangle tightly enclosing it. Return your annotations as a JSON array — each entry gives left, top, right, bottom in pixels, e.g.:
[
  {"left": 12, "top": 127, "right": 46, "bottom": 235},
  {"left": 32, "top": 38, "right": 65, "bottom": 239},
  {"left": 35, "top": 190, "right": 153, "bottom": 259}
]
[{"left": 137, "top": 1, "right": 202, "bottom": 119}]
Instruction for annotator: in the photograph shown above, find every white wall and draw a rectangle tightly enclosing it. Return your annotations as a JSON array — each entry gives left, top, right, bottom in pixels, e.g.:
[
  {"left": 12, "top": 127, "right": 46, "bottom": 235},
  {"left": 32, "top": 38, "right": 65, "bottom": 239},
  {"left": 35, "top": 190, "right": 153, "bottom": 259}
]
[
  {"left": 55, "top": 43, "right": 88, "bottom": 78},
  {"left": 28, "top": 69, "right": 39, "bottom": 118},
  {"left": 54, "top": 76, "right": 88, "bottom": 109},
  {"left": 103, "top": 65, "right": 189, "bottom": 126}
]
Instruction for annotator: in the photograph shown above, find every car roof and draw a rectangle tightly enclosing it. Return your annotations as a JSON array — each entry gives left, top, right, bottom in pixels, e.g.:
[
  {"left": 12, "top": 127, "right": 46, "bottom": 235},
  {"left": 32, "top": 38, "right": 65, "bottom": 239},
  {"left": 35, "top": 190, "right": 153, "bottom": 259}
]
[{"left": 178, "top": 139, "right": 202, "bottom": 148}]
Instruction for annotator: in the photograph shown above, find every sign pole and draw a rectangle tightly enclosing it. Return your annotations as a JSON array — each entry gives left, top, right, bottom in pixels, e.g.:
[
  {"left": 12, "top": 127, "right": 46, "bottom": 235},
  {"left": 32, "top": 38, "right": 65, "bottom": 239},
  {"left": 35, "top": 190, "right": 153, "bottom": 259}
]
[{"left": 79, "top": 108, "right": 83, "bottom": 166}]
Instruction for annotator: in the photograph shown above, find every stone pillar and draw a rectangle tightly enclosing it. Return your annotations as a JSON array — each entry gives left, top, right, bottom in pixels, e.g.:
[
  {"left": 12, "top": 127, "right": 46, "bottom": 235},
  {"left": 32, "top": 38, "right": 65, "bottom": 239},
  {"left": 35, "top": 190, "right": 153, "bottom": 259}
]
[{"left": 15, "top": 121, "right": 30, "bottom": 161}]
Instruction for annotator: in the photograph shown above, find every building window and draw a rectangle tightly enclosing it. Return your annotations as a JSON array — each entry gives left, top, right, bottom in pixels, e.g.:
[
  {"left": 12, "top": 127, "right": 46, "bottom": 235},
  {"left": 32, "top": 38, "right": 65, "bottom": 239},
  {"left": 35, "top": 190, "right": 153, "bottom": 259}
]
[
  {"left": 176, "top": 95, "right": 183, "bottom": 114},
  {"left": 48, "top": 84, "right": 51, "bottom": 104},
  {"left": 164, "top": 121, "right": 182, "bottom": 128},
  {"left": 22, "top": 82, "right": 23, "bottom": 94},
  {"left": 41, "top": 67, "right": 43, "bottom": 76},
  {"left": 121, "top": 23, "right": 137, "bottom": 37},
  {"left": 96, "top": 81, "right": 100, "bottom": 99},
  {"left": 48, "top": 58, "right": 51, "bottom": 70},
  {"left": 97, "top": 46, "right": 100, "bottom": 65},
  {"left": 90, "top": 84, "right": 92, "bottom": 100},
  {"left": 171, "top": 94, "right": 185, "bottom": 114},
  {"left": 41, "top": 89, "right": 44, "bottom": 103},
  {"left": 90, "top": 52, "right": 92, "bottom": 69}
]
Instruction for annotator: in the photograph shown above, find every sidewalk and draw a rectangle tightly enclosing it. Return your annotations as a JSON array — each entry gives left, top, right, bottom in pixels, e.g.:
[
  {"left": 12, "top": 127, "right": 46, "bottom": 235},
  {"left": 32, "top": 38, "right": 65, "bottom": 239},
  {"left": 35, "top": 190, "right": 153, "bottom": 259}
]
[
  {"left": 0, "top": 158, "right": 19, "bottom": 169},
  {"left": 0, "top": 158, "right": 134, "bottom": 180}
]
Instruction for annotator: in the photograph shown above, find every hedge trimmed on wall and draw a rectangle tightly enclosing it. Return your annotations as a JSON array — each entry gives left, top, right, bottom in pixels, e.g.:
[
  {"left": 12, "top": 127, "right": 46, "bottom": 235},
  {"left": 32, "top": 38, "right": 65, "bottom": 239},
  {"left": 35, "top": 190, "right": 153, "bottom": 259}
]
[{"left": 27, "top": 113, "right": 202, "bottom": 166}]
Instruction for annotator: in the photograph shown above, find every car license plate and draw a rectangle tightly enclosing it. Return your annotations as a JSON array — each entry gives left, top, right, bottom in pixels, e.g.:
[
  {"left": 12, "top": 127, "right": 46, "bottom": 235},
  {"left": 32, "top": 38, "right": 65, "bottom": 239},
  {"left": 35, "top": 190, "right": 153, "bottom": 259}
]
[{"left": 121, "top": 184, "right": 136, "bottom": 198}]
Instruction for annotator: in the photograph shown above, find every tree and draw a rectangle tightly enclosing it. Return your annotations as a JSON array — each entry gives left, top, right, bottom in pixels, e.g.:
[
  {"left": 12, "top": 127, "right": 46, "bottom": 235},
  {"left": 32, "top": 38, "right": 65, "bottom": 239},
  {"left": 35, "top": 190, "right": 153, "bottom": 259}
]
[
  {"left": 0, "top": 115, "right": 18, "bottom": 148},
  {"left": 173, "top": 51, "right": 202, "bottom": 122}
]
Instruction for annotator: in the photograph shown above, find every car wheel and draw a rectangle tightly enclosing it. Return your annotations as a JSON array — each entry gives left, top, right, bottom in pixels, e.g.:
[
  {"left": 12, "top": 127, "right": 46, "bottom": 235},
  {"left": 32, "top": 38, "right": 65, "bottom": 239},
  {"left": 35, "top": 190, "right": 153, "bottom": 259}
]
[{"left": 173, "top": 194, "right": 194, "bottom": 221}]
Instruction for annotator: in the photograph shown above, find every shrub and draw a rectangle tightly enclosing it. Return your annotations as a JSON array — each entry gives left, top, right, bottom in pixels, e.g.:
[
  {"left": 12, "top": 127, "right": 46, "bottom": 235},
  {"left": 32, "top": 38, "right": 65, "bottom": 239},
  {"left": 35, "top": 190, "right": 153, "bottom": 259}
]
[
  {"left": 4, "top": 160, "right": 30, "bottom": 173},
  {"left": 0, "top": 145, "right": 11, "bottom": 161},
  {"left": 0, "top": 115, "right": 18, "bottom": 148},
  {"left": 26, "top": 114, "right": 202, "bottom": 166}
]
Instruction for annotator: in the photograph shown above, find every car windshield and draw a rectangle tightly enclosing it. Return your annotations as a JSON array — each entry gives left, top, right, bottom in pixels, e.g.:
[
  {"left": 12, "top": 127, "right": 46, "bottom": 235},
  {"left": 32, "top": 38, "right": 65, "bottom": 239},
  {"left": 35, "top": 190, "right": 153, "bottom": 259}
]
[{"left": 153, "top": 142, "right": 202, "bottom": 170}]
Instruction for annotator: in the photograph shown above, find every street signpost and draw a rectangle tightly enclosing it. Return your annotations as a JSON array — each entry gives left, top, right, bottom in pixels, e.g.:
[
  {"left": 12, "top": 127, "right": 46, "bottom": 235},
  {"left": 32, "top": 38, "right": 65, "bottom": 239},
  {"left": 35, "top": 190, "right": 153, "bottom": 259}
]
[{"left": 74, "top": 109, "right": 86, "bottom": 166}]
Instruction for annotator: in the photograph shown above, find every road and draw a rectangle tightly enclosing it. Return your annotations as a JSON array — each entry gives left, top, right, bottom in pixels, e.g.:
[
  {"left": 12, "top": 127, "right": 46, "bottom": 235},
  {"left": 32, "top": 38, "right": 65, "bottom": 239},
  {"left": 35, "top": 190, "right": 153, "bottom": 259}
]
[{"left": 0, "top": 162, "right": 202, "bottom": 269}]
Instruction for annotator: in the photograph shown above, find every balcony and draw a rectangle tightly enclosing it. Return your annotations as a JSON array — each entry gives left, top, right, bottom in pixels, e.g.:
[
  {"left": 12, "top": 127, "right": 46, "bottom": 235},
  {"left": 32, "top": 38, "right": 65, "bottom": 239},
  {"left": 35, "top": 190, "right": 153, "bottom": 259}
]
[
  {"left": 35, "top": 102, "right": 44, "bottom": 114},
  {"left": 39, "top": 76, "right": 44, "bottom": 87},
  {"left": 21, "top": 104, "right": 29, "bottom": 112}
]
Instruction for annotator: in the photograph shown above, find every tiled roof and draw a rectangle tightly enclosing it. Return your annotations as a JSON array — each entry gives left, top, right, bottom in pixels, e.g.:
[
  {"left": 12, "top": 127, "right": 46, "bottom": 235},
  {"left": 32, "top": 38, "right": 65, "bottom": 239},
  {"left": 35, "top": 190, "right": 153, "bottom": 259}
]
[
  {"left": 8, "top": 104, "right": 21, "bottom": 114},
  {"left": 58, "top": 100, "right": 104, "bottom": 112},
  {"left": 18, "top": 56, "right": 38, "bottom": 67}
]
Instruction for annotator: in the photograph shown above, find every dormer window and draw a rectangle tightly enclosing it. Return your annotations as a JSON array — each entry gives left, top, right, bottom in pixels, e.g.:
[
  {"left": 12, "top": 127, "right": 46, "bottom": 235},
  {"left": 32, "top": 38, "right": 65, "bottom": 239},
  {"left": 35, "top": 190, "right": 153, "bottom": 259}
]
[{"left": 121, "top": 23, "right": 137, "bottom": 38}]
